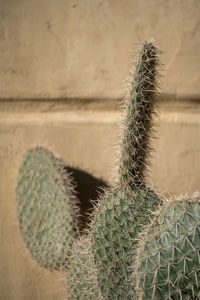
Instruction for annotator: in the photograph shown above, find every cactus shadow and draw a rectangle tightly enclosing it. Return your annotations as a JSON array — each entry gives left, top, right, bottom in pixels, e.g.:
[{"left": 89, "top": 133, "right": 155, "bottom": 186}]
[{"left": 65, "top": 166, "right": 108, "bottom": 231}]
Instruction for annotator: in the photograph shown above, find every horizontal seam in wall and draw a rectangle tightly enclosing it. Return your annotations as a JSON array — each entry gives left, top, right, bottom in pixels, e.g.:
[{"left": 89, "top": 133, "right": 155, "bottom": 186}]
[{"left": 0, "top": 94, "right": 200, "bottom": 113}]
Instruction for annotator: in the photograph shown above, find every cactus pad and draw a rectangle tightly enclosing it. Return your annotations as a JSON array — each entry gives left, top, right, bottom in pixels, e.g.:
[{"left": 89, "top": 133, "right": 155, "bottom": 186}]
[
  {"left": 17, "top": 147, "right": 79, "bottom": 269},
  {"left": 119, "top": 41, "right": 160, "bottom": 188},
  {"left": 92, "top": 187, "right": 160, "bottom": 299},
  {"left": 135, "top": 194, "right": 200, "bottom": 300}
]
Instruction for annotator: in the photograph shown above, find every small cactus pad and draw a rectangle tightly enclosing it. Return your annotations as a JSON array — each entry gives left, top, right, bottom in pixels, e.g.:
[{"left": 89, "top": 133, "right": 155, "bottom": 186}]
[
  {"left": 92, "top": 187, "right": 161, "bottom": 299},
  {"left": 17, "top": 147, "right": 79, "bottom": 269},
  {"left": 135, "top": 194, "right": 200, "bottom": 300},
  {"left": 67, "top": 237, "right": 103, "bottom": 300}
]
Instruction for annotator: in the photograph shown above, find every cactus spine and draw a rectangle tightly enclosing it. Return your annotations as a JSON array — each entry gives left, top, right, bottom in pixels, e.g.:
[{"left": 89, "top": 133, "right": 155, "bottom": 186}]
[
  {"left": 135, "top": 194, "right": 200, "bottom": 300},
  {"left": 90, "top": 41, "right": 162, "bottom": 299},
  {"left": 17, "top": 147, "right": 79, "bottom": 269}
]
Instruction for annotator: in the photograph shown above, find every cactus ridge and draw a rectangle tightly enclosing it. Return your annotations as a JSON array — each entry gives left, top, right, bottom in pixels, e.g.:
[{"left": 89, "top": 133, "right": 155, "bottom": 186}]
[
  {"left": 90, "top": 41, "right": 161, "bottom": 299},
  {"left": 135, "top": 194, "right": 200, "bottom": 300},
  {"left": 67, "top": 236, "right": 103, "bottom": 300},
  {"left": 17, "top": 147, "right": 79, "bottom": 269}
]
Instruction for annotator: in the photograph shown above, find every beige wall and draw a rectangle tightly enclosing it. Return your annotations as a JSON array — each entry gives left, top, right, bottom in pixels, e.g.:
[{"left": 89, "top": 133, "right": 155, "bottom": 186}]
[
  {"left": 1, "top": 1, "right": 200, "bottom": 299},
  {"left": 1, "top": 0, "right": 200, "bottom": 98}
]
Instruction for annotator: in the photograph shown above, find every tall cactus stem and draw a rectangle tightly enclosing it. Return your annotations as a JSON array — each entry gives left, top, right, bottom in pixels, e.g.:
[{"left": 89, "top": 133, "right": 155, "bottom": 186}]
[{"left": 118, "top": 41, "right": 160, "bottom": 188}]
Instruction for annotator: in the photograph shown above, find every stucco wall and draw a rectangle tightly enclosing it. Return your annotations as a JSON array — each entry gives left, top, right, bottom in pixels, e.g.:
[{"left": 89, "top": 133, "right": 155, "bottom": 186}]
[
  {"left": 0, "top": 1, "right": 200, "bottom": 299},
  {"left": 1, "top": 0, "right": 200, "bottom": 98}
]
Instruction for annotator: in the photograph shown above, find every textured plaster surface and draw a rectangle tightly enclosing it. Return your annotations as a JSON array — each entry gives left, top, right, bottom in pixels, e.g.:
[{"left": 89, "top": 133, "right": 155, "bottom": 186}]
[{"left": 0, "top": 0, "right": 200, "bottom": 98}]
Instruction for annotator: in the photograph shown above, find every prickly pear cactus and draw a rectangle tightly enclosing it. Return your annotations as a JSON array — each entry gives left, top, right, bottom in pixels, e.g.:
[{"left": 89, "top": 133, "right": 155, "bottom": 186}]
[
  {"left": 67, "top": 236, "right": 103, "bottom": 300},
  {"left": 90, "top": 41, "right": 162, "bottom": 299},
  {"left": 17, "top": 147, "right": 79, "bottom": 269},
  {"left": 135, "top": 194, "right": 200, "bottom": 300}
]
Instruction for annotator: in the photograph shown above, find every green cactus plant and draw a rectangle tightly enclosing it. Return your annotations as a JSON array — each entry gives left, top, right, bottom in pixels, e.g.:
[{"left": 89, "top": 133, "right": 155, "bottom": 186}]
[
  {"left": 17, "top": 146, "right": 80, "bottom": 269},
  {"left": 134, "top": 193, "right": 200, "bottom": 300},
  {"left": 89, "top": 41, "right": 162, "bottom": 299},
  {"left": 14, "top": 40, "right": 200, "bottom": 300},
  {"left": 67, "top": 236, "right": 103, "bottom": 300}
]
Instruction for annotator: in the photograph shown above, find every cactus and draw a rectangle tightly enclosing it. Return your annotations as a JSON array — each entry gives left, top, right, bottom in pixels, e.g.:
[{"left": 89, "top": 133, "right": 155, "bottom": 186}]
[
  {"left": 90, "top": 41, "right": 162, "bottom": 299},
  {"left": 17, "top": 147, "right": 79, "bottom": 269},
  {"left": 134, "top": 194, "right": 200, "bottom": 300},
  {"left": 67, "top": 236, "right": 103, "bottom": 300},
  {"left": 14, "top": 41, "right": 200, "bottom": 300}
]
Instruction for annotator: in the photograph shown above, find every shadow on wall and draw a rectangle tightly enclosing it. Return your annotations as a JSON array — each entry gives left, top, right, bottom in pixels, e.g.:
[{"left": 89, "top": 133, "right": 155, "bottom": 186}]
[{"left": 65, "top": 166, "right": 108, "bottom": 231}]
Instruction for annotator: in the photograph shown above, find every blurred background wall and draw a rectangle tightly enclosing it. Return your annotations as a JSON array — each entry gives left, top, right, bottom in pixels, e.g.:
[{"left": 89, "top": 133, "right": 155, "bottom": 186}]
[{"left": 0, "top": 0, "right": 200, "bottom": 299}]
